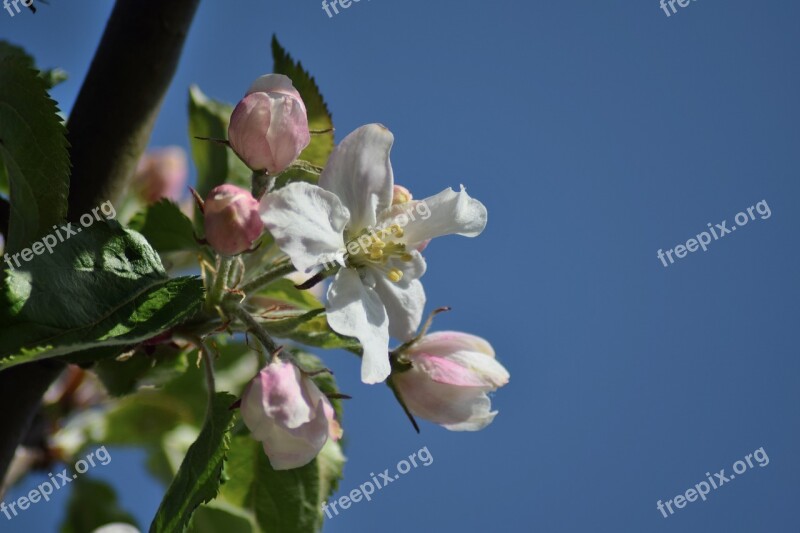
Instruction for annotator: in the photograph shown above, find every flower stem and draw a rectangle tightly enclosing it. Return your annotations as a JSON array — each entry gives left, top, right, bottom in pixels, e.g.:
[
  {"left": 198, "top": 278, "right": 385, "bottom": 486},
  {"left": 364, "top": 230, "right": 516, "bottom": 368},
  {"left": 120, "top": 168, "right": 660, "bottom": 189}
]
[
  {"left": 207, "top": 256, "right": 234, "bottom": 312},
  {"left": 240, "top": 259, "right": 295, "bottom": 295},
  {"left": 229, "top": 304, "right": 280, "bottom": 356},
  {"left": 180, "top": 334, "right": 216, "bottom": 410}
]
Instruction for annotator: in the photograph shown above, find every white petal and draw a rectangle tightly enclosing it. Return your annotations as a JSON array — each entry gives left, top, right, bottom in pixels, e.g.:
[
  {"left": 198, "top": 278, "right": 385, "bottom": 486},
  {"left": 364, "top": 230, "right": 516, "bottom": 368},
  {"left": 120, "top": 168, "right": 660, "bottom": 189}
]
[
  {"left": 260, "top": 182, "right": 349, "bottom": 273},
  {"left": 319, "top": 124, "right": 394, "bottom": 231},
  {"left": 326, "top": 268, "right": 391, "bottom": 384},
  {"left": 370, "top": 256, "right": 427, "bottom": 341},
  {"left": 394, "top": 371, "right": 498, "bottom": 431},
  {"left": 381, "top": 186, "right": 487, "bottom": 249}
]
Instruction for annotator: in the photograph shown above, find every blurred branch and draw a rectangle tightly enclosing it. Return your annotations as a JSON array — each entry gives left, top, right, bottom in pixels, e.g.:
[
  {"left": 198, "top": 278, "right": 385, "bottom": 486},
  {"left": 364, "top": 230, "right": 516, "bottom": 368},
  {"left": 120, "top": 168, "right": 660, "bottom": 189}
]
[
  {"left": 0, "top": 197, "right": 8, "bottom": 237},
  {"left": 0, "top": 0, "right": 201, "bottom": 482}
]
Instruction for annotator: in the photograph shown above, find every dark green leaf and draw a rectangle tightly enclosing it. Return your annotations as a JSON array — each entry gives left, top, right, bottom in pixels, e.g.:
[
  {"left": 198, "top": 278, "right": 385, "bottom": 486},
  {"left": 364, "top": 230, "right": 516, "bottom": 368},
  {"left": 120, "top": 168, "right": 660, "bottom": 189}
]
[
  {"left": 272, "top": 36, "right": 334, "bottom": 169},
  {"left": 0, "top": 222, "right": 204, "bottom": 369},
  {"left": 150, "top": 392, "right": 238, "bottom": 533},
  {"left": 0, "top": 51, "right": 69, "bottom": 253},
  {"left": 128, "top": 199, "right": 200, "bottom": 253},
  {"left": 188, "top": 85, "right": 251, "bottom": 199}
]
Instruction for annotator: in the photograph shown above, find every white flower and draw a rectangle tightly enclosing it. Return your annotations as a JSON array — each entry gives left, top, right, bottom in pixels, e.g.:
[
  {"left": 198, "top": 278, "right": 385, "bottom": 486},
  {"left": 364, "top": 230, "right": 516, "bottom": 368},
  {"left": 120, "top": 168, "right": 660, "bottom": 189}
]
[{"left": 260, "top": 124, "right": 487, "bottom": 384}]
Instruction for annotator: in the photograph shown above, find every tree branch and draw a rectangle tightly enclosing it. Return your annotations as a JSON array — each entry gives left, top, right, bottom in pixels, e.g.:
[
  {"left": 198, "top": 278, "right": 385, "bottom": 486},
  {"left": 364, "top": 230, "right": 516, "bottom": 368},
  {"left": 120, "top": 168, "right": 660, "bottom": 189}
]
[
  {"left": 0, "top": 0, "right": 201, "bottom": 482},
  {"left": 0, "top": 196, "right": 8, "bottom": 238},
  {"left": 66, "top": 0, "right": 200, "bottom": 218}
]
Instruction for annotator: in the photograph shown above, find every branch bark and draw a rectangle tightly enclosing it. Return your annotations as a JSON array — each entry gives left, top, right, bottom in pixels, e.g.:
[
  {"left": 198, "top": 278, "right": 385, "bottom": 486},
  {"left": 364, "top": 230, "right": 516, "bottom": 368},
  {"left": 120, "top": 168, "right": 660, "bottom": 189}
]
[{"left": 0, "top": 0, "right": 201, "bottom": 482}]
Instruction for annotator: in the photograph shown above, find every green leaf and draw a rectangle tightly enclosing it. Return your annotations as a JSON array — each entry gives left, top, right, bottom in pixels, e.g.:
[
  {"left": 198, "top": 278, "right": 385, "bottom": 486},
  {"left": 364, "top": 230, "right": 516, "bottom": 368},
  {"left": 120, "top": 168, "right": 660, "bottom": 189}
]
[
  {"left": 271, "top": 161, "right": 322, "bottom": 192},
  {"left": 272, "top": 36, "right": 334, "bottom": 169},
  {"left": 187, "top": 501, "right": 259, "bottom": 533},
  {"left": 128, "top": 199, "right": 200, "bottom": 253},
  {"left": 60, "top": 477, "right": 139, "bottom": 533},
  {"left": 0, "top": 51, "right": 69, "bottom": 253},
  {"left": 0, "top": 41, "right": 67, "bottom": 89},
  {"left": 150, "top": 392, "right": 238, "bottom": 533},
  {"left": 188, "top": 85, "right": 252, "bottom": 198},
  {"left": 0, "top": 222, "right": 204, "bottom": 369},
  {"left": 256, "top": 278, "right": 323, "bottom": 311},
  {"left": 252, "top": 438, "right": 345, "bottom": 533},
  {"left": 261, "top": 309, "right": 361, "bottom": 353},
  {"left": 217, "top": 436, "right": 344, "bottom": 533}
]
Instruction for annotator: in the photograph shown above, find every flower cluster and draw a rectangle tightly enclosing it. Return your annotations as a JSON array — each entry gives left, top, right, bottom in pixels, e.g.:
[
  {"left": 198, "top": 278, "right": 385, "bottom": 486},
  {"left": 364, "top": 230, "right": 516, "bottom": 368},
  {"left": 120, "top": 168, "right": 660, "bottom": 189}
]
[{"left": 203, "top": 73, "right": 510, "bottom": 470}]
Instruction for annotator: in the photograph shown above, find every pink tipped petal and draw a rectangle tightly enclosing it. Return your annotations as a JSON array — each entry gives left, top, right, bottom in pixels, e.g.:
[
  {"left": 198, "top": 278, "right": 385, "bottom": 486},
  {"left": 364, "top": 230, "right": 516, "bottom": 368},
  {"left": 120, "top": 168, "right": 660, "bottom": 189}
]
[
  {"left": 204, "top": 184, "right": 264, "bottom": 256},
  {"left": 390, "top": 330, "right": 507, "bottom": 431},
  {"left": 247, "top": 74, "right": 306, "bottom": 111},
  {"left": 229, "top": 76, "right": 310, "bottom": 173},
  {"left": 393, "top": 370, "right": 498, "bottom": 431},
  {"left": 319, "top": 124, "right": 395, "bottom": 231},
  {"left": 241, "top": 360, "right": 341, "bottom": 470},
  {"left": 409, "top": 352, "right": 509, "bottom": 388},
  {"left": 412, "top": 331, "right": 496, "bottom": 358},
  {"left": 260, "top": 182, "right": 349, "bottom": 273},
  {"left": 326, "top": 269, "right": 391, "bottom": 384}
]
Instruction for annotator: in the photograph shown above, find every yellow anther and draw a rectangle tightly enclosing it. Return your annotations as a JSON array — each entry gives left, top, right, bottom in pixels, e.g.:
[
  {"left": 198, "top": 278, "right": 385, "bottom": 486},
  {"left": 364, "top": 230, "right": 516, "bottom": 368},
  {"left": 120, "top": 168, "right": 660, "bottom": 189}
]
[
  {"left": 370, "top": 249, "right": 385, "bottom": 260},
  {"left": 371, "top": 239, "right": 386, "bottom": 249},
  {"left": 387, "top": 269, "right": 404, "bottom": 283},
  {"left": 390, "top": 224, "right": 404, "bottom": 238}
]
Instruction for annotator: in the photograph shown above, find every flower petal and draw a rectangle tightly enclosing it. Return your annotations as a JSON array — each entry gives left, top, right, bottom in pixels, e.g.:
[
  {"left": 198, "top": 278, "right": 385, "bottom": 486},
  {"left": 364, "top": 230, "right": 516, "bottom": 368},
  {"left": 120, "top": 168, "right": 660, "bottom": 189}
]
[
  {"left": 369, "top": 256, "right": 426, "bottom": 341},
  {"left": 260, "top": 182, "right": 349, "bottom": 273},
  {"left": 260, "top": 399, "right": 330, "bottom": 470},
  {"left": 410, "top": 351, "right": 509, "bottom": 388},
  {"left": 412, "top": 331, "right": 495, "bottom": 358},
  {"left": 247, "top": 74, "right": 306, "bottom": 113},
  {"left": 381, "top": 186, "right": 487, "bottom": 249},
  {"left": 319, "top": 124, "right": 394, "bottom": 232},
  {"left": 326, "top": 268, "right": 391, "bottom": 384},
  {"left": 393, "top": 371, "right": 498, "bottom": 431}
]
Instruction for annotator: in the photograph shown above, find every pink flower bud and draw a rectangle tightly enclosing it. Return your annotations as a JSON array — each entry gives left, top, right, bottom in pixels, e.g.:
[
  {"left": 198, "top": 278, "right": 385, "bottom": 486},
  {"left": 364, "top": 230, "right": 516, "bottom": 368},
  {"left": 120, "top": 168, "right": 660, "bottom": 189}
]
[
  {"left": 228, "top": 74, "right": 311, "bottom": 173},
  {"left": 392, "top": 332, "right": 509, "bottom": 431},
  {"left": 133, "top": 147, "right": 188, "bottom": 203},
  {"left": 241, "top": 360, "right": 342, "bottom": 470},
  {"left": 204, "top": 184, "right": 263, "bottom": 256}
]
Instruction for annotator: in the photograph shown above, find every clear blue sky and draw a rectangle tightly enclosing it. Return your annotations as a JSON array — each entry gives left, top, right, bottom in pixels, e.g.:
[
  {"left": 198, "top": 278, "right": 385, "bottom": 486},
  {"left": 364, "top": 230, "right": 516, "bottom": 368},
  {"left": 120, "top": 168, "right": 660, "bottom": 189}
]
[{"left": 4, "top": 1, "right": 800, "bottom": 531}]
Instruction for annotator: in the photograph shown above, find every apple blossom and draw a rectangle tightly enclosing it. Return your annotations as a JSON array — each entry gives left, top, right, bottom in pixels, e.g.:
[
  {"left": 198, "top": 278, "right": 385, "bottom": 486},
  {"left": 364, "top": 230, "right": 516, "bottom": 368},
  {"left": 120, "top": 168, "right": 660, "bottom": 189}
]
[
  {"left": 260, "top": 124, "right": 488, "bottom": 384},
  {"left": 228, "top": 74, "right": 311, "bottom": 173},
  {"left": 133, "top": 146, "right": 188, "bottom": 203},
  {"left": 391, "top": 331, "right": 509, "bottom": 431},
  {"left": 204, "top": 184, "right": 264, "bottom": 256},
  {"left": 241, "top": 360, "right": 342, "bottom": 470}
]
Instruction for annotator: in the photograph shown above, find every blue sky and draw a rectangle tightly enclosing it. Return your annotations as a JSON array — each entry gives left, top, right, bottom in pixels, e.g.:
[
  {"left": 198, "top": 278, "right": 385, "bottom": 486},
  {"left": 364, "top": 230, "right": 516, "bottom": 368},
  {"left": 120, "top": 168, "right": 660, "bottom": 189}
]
[{"left": 4, "top": 0, "right": 800, "bottom": 531}]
